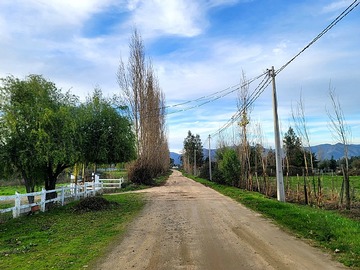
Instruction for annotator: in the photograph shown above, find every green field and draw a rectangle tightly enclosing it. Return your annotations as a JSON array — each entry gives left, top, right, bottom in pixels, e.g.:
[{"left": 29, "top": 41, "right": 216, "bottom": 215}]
[{"left": 249, "top": 174, "right": 360, "bottom": 206}]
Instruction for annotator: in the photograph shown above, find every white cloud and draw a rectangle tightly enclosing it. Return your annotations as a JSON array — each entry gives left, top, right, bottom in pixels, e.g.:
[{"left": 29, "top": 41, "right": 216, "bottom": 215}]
[
  {"left": 130, "top": 0, "right": 205, "bottom": 38},
  {"left": 322, "top": 0, "right": 352, "bottom": 14}
]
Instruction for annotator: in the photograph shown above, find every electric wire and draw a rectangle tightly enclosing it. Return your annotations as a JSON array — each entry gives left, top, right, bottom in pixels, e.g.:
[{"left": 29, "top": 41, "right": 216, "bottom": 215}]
[
  {"left": 140, "top": 0, "right": 359, "bottom": 143},
  {"left": 208, "top": 0, "right": 359, "bottom": 139},
  {"left": 276, "top": 0, "right": 359, "bottom": 75},
  {"left": 164, "top": 71, "right": 268, "bottom": 114},
  {"left": 210, "top": 72, "right": 271, "bottom": 138}
]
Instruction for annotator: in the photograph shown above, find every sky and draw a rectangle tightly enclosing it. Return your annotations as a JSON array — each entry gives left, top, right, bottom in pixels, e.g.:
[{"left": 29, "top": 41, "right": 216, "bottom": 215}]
[{"left": 0, "top": 0, "right": 359, "bottom": 153}]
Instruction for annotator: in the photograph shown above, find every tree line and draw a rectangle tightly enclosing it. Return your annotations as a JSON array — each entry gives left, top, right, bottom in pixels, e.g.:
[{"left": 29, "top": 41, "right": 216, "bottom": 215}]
[{"left": 182, "top": 76, "right": 354, "bottom": 209}]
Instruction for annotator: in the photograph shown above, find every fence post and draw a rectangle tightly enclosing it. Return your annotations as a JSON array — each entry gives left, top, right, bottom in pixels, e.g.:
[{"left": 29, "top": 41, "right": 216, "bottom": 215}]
[
  {"left": 85, "top": 183, "right": 88, "bottom": 197},
  {"left": 74, "top": 184, "right": 78, "bottom": 200},
  {"left": 61, "top": 186, "right": 65, "bottom": 206},
  {"left": 40, "top": 188, "right": 46, "bottom": 212},
  {"left": 13, "top": 192, "right": 21, "bottom": 218},
  {"left": 119, "top": 178, "right": 123, "bottom": 188}
]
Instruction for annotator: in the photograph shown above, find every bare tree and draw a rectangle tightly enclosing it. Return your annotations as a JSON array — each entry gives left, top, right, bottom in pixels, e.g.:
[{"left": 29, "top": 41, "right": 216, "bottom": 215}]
[
  {"left": 237, "top": 71, "right": 252, "bottom": 189},
  {"left": 117, "top": 29, "right": 169, "bottom": 184},
  {"left": 291, "top": 93, "right": 316, "bottom": 204},
  {"left": 253, "top": 122, "right": 269, "bottom": 195},
  {"left": 327, "top": 87, "right": 351, "bottom": 209},
  {"left": 291, "top": 92, "right": 314, "bottom": 175},
  {"left": 117, "top": 29, "right": 145, "bottom": 156}
]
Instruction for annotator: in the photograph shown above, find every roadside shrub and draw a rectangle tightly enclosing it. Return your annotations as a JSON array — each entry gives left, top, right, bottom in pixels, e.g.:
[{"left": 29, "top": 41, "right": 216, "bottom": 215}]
[
  {"left": 127, "top": 159, "right": 158, "bottom": 185},
  {"left": 219, "top": 148, "right": 241, "bottom": 186}
]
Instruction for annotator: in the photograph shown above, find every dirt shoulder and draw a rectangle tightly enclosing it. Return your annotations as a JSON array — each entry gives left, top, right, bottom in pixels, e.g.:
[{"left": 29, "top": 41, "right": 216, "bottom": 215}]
[{"left": 94, "top": 170, "right": 347, "bottom": 270}]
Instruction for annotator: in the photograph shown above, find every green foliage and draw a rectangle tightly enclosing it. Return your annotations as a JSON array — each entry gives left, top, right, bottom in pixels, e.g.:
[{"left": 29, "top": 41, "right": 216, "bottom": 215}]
[
  {"left": 0, "top": 76, "right": 136, "bottom": 196},
  {"left": 283, "top": 127, "right": 304, "bottom": 167},
  {"left": 79, "top": 88, "right": 136, "bottom": 165},
  {"left": 0, "top": 194, "right": 145, "bottom": 270},
  {"left": 183, "top": 130, "right": 204, "bottom": 169},
  {"left": 188, "top": 174, "right": 360, "bottom": 268},
  {"left": 283, "top": 126, "right": 317, "bottom": 175},
  {"left": 218, "top": 148, "right": 240, "bottom": 186},
  {"left": 0, "top": 75, "right": 80, "bottom": 194}
]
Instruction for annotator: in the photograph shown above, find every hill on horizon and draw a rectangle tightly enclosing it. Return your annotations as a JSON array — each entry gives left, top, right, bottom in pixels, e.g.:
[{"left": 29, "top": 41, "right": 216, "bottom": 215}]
[{"left": 170, "top": 143, "right": 360, "bottom": 165}]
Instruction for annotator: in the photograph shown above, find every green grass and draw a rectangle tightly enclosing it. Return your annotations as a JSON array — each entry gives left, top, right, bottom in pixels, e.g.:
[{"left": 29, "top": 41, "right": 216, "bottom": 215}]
[
  {"left": 0, "top": 186, "right": 27, "bottom": 196},
  {"left": 0, "top": 193, "right": 145, "bottom": 270},
  {"left": 100, "top": 170, "right": 128, "bottom": 180},
  {"left": 277, "top": 174, "right": 360, "bottom": 201},
  {"left": 186, "top": 174, "right": 360, "bottom": 269},
  {"left": 0, "top": 183, "right": 69, "bottom": 196}
]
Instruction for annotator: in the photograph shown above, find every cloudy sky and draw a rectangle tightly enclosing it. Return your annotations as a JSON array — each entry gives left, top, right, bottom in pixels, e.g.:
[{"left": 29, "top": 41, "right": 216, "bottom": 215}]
[{"left": 0, "top": 0, "right": 359, "bottom": 153}]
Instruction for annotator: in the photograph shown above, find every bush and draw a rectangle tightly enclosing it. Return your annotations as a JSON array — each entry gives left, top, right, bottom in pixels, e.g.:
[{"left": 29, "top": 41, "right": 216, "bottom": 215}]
[{"left": 127, "top": 159, "right": 166, "bottom": 185}]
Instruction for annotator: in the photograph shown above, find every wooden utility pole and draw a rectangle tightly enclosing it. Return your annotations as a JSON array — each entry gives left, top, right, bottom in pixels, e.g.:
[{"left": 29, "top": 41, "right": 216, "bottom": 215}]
[
  {"left": 269, "top": 66, "right": 286, "bottom": 202},
  {"left": 208, "top": 135, "right": 212, "bottom": 181},
  {"left": 194, "top": 150, "right": 196, "bottom": 176}
]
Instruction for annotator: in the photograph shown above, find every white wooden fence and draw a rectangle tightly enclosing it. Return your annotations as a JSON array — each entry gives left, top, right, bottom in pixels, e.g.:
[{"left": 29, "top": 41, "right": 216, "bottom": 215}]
[{"left": 0, "top": 177, "right": 124, "bottom": 219}]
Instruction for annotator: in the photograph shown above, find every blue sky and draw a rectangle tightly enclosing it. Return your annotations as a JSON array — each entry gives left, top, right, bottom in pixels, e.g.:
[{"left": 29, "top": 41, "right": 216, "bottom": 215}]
[{"left": 0, "top": 0, "right": 359, "bottom": 153}]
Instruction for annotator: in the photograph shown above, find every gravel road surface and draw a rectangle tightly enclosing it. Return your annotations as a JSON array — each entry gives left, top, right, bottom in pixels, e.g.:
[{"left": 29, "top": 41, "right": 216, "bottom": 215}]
[{"left": 94, "top": 170, "right": 347, "bottom": 270}]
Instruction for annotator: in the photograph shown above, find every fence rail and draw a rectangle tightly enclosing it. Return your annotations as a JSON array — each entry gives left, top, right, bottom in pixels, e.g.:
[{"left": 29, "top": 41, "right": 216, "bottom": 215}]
[{"left": 0, "top": 178, "right": 124, "bottom": 219}]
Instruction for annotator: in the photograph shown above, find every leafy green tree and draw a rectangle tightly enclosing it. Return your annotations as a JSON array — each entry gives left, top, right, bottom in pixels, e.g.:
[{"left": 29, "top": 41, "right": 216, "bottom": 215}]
[
  {"left": 318, "top": 159, "right": 330, "bottom": 171},
  {"left": 79, "top": 88, "right": 136, "bottom": 169},
  {"left": 183, "top": 131, "right": 203, "bottom": 174},
  {"left": 329, "top": 156, "right": 337, "bottom": 172},
  {"left": 0, "top": 75, "right": 80, "bottom": 201},
  {"left": 218, "top": 148, "right": 240, "bottom": 186},
  {"left": 283, "top": 127, "right": 303, "bottom": 168}
]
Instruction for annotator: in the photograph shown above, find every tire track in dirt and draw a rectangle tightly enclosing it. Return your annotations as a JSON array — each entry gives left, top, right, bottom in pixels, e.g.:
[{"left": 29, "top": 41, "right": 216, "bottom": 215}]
[{"left": 94, "top": 170, "right": 347, "bottom": 270}]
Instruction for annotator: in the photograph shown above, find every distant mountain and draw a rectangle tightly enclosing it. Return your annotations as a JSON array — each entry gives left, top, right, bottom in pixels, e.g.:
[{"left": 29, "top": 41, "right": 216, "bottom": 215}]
[
  {"left": 310, "top": 143, "right": 360, "bottom": 160},
  {"left": 170, "top": 152, "right": 182, "bottom": 165},
  {"left": 170, "top": 143, "right": 360, "bottom": 165},
  {"left": 169, "top": 149, "right": 216, "bottom": 166}
]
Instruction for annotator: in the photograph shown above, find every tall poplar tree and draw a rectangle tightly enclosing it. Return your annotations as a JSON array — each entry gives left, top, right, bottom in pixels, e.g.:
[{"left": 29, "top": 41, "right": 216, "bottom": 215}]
[{"left": 117, "top": 29, "right": 169, "bottom": 184}]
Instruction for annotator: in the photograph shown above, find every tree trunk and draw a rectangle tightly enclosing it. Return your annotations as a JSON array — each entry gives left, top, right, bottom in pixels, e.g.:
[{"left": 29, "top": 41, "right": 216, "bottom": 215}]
[
  {"left": 344, "top": 170, "right": 350, "bottom": 210},
  {"left": 23, "top": 174, "right": 35, "bottom": 204}
]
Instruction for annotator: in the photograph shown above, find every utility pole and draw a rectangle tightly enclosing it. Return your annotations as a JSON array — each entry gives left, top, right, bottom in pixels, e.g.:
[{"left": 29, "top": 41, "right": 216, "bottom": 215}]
[
  {"left": 208, "top": 135, "right": 212, "bottom": 181},
  {"left": 194, "top": 149, "right": 196, "bottom": 176},
  {"left": 269, "top": 66, "right": 286, "bottom": 202}
]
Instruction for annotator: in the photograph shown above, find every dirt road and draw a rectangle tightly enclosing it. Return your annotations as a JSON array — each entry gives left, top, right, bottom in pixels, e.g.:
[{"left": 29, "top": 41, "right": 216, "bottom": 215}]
[{"left": 95, "top": 170, "right": 347, "bottom": 270}]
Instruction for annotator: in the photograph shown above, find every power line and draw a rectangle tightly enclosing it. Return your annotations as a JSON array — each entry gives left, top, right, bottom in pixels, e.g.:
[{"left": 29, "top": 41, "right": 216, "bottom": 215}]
[
  {"left": 164, "top": 71, "right": 268, "bottom": 115},
  {"left": 210, "top": 72, "right": 271, "bottom": 137},
  {"left": 207, "top": 0, "right": 359, "bottom": 139},
  {"left": 276, "top": 0, "right": 359, "bottom": 75}
]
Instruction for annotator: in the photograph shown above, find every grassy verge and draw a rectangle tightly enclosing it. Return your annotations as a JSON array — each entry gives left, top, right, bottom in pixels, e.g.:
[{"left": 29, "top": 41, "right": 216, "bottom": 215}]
[
  {"left": 186, "top": 174, "right": 360, "bottom": 269},
  {"left": 0, "top": 193, "right": 145, "bottom": 270}
]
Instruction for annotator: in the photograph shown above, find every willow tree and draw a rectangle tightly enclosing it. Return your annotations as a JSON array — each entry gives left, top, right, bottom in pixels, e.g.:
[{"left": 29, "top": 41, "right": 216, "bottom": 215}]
[
  {"left": 78, "top": 88, "right": 136, "bottom": 174},
  {"left": 0, "top": 75, "right": 80, "bottom": 202},
  {"left": 117, "top": 29, "right": 169, "bottom": 184}
]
